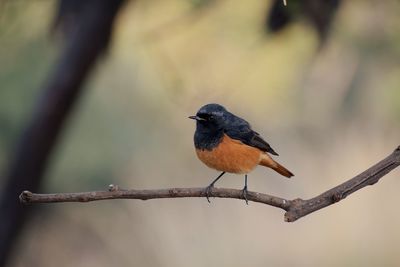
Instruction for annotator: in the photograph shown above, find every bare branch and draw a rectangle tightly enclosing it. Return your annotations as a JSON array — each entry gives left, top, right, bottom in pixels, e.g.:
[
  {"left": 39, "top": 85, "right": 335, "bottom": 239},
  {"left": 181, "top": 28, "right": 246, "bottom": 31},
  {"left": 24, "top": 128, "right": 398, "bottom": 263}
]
[
  {"left": 20, "top": 146, "right": 400, "bottom": 222},
  {"left": 20, "top": 186, "right": 291, "bottom": 210}
]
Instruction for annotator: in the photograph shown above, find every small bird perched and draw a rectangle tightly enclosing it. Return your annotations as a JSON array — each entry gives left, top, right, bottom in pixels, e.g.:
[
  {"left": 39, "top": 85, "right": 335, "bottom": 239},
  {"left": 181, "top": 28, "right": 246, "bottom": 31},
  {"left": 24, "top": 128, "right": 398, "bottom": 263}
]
[{"left": 189, "top": 103, "right": 293, "bottom": 203}]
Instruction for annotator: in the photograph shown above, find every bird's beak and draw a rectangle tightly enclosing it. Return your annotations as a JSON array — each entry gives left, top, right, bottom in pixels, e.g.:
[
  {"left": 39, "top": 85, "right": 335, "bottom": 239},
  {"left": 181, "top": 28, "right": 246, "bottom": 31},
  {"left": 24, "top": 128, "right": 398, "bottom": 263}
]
[{"left": 188, "top": 115, "right": 204, "bottom": 121}]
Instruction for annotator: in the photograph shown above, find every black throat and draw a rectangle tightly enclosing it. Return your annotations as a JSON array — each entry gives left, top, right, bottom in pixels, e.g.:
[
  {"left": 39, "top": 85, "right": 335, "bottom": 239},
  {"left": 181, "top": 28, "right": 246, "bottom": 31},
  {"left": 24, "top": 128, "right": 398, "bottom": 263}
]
[{"left": 194, "top": 123, "right": 224, "bottom": 151}]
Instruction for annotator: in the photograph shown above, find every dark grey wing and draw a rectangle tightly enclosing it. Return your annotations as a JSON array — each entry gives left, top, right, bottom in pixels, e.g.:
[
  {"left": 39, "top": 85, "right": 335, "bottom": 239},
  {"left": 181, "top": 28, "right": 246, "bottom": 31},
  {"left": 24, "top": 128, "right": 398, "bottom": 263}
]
[{"left": 224, "top": 113, "right": 279, "bottom": 156}]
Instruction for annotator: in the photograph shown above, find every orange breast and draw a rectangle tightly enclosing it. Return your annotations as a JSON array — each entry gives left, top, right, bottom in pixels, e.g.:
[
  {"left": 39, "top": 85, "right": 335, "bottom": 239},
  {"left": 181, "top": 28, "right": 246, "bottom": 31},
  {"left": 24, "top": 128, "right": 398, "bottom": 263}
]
[{"left": 196, "top": 134, "right": 262, "bottom": 174}]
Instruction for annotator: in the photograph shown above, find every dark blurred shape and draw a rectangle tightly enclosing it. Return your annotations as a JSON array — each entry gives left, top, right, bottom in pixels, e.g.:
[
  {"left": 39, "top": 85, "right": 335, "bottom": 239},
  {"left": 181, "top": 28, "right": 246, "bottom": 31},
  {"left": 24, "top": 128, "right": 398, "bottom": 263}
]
[
  {"left": 52, "top": 0, "right": 122, "bottom": 52},
  {"left": 0, "top": 0, "right": 125, "bottom": 266},
  {"left": 267, "top": 0, "right": 295, "bottom": 33},
  {"left": 266, "top": 0, "right": 341, "bottom": 42},
  {"left": 53, "top": 0, "right": 87, "bottom": 37}
]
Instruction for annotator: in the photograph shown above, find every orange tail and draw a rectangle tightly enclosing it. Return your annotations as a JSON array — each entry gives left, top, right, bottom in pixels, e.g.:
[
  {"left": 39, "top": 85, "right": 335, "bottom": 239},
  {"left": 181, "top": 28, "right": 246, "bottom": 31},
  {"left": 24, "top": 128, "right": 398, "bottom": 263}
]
[{"left": 259, "top": 153, "right": 294, "bottom": 178}]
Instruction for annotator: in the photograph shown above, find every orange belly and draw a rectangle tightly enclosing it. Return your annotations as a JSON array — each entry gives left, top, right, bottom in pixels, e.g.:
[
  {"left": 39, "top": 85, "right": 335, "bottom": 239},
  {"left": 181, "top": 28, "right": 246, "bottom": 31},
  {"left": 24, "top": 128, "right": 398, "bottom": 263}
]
[{"left": 196, "top": 134, "right": 262, "bottom": 174}]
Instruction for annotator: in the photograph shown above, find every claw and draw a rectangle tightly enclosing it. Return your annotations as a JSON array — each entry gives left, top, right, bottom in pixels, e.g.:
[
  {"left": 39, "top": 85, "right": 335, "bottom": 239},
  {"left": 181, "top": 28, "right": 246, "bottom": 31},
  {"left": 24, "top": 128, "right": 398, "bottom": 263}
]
[
  {"left": 242, "top": 174, "right": 249, "bottom": 205},
  {"left": 204, "top": 172, "right": 225, "bottom": 203},
  {"left": 205, "top": 185, "right": 214, "bottom": 203},
  {"left": 242, "top": 185, "right": 248, "bottom": 205}
]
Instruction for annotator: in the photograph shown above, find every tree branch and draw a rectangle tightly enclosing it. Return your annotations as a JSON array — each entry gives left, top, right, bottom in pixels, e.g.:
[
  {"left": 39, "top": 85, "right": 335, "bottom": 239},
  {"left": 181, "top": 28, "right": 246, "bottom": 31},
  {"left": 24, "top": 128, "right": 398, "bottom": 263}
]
[{"left": 20, "top": 146, "right": 400, "bottom": 222}]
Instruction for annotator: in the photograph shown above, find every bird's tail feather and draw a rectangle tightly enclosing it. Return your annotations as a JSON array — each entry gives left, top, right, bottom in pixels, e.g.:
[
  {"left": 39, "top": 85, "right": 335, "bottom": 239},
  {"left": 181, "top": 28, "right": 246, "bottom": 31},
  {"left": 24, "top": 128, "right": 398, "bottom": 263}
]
[{"left": 259, "top": 154, "right": 294, "bottom": 178}]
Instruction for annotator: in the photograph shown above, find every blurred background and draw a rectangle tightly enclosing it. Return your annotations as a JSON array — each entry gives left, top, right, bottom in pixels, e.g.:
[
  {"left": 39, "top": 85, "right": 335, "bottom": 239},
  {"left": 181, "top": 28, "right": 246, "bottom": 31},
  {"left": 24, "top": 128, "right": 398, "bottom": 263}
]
[{"left": 1, "top": 0, "right": 400, "bottom": 266}]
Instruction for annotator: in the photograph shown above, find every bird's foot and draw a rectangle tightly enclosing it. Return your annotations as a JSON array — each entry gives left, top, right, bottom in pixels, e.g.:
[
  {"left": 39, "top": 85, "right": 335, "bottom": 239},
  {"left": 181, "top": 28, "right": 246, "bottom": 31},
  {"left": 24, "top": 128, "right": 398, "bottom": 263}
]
[
  {"left": 205, "top": 184, "right": 214, "bottom": 203},
  {"left": 242, "top": 185, "right": 249, "bottom": 205}
]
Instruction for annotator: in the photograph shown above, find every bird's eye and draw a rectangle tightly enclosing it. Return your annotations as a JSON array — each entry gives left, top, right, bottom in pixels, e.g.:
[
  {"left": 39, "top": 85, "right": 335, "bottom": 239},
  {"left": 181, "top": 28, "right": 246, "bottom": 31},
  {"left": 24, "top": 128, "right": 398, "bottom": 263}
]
[{"left": 209, "top": 115, "right": 214, "bottom": 120}]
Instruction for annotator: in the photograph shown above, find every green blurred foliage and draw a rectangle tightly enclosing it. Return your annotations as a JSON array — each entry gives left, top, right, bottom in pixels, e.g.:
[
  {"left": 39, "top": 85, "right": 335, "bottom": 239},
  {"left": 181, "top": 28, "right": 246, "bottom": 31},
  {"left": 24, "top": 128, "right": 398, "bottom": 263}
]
[{"left": 0, "top": 1, "right": 56, "bottom": 178}]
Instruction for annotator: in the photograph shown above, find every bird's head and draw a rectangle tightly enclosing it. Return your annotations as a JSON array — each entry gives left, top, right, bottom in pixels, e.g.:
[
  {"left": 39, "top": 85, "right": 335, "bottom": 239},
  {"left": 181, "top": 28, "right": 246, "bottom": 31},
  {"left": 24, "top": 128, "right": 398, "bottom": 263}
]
[{"left": 189, "top": 103, "right": 227, "bottom": 132}]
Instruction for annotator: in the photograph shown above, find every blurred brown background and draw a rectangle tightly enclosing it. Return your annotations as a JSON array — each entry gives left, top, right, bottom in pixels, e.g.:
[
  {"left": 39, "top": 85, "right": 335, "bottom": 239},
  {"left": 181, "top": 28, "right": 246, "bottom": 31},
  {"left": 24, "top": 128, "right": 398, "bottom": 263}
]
[{"left": 1, "top": 0, "right": 400, "bottom": 266}]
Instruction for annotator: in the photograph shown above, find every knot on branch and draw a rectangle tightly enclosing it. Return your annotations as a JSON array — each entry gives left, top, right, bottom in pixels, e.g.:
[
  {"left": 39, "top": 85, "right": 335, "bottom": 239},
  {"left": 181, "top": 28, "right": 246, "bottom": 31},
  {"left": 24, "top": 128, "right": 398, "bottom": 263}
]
[
  {"left": 168, "top": 188, "right": 179, "bottom": 197},
  {"left": 284, "top": 198, "right": 306, "bottom": 222},
  {"left": 108, "top": 184, "right": 120, "bottom": 192},
  {"left": 332, "top": 192, "right": 345, "bottom": 203},
  {"left": 19, "top": 191, "right": 33, "bottom": 203},
  {"left": 394, "top": 145, "right": 400, "bottom": 162}
]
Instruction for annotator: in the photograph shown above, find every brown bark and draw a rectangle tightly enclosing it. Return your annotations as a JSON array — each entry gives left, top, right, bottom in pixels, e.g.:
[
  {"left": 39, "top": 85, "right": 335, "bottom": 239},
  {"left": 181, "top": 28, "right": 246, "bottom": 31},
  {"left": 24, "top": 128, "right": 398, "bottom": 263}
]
[{"left": 20, "top": 146, "right": 400, "bottom": 222}]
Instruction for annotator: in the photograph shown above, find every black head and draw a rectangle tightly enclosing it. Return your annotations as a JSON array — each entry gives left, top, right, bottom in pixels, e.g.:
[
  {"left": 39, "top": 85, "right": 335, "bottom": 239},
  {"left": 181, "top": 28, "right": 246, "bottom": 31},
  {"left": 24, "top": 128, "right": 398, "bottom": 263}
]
[
  {"left": 189, "top": 104, "right": 228, "bottom": 149},
  {"left": 189, "top": 103, "right": 227, "bottom": 132}
]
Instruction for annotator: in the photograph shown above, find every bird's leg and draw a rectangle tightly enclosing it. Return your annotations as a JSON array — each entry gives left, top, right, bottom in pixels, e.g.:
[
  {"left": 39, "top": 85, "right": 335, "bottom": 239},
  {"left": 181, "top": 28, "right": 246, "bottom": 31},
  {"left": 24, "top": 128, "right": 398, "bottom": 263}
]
[
  {"left": 205, "top": 172, "right": 225, "bottom": 203},
  {"left": 242, "top": 174, "right": 249, "bottom": 205}
]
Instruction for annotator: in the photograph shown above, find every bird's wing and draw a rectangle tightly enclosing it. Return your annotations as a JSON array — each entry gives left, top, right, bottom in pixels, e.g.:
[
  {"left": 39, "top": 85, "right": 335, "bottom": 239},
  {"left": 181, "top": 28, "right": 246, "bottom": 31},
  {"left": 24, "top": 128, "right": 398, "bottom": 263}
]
[{"left": 224, "top": 114, "right": 279, "bottom": 156}]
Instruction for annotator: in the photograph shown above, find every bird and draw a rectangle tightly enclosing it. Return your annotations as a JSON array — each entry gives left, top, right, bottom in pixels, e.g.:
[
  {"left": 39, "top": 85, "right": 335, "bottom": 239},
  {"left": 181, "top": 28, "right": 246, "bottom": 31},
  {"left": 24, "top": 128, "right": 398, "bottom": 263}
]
[{"left": 189, "top": 103, "right": 294, "bottom": 204}]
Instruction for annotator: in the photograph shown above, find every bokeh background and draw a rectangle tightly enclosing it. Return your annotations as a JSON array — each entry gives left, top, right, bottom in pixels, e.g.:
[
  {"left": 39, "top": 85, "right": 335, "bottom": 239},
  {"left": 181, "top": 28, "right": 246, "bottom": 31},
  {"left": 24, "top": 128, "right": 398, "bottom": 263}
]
[{"left": 1, "top": 0, "right": 400, "bottom": 266}]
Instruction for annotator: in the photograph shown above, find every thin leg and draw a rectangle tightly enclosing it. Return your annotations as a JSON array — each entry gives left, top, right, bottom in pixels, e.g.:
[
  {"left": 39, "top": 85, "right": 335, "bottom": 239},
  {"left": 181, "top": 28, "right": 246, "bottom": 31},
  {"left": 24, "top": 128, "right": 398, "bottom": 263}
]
[
  {"left": 242, "top": 174, "right": 248, "bottom": 205},
  {"left": 205, "top": 172, "right": 225, "bottom": 203}
]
